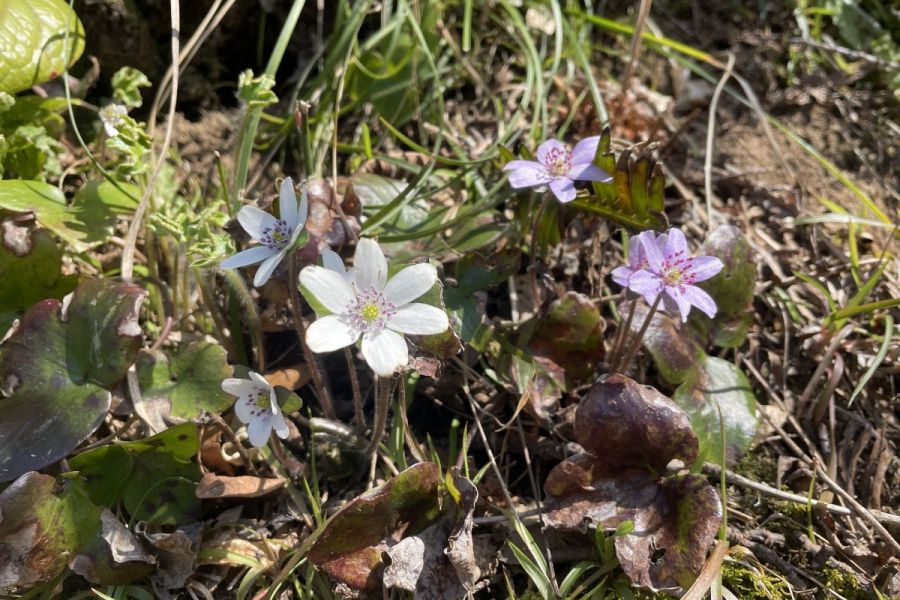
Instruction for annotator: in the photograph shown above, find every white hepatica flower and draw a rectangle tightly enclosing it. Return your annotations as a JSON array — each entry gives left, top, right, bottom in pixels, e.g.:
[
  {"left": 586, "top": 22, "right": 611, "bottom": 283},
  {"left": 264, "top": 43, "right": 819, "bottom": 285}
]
[
  {"left": 99, "top": 103, "right": 128, "bottom": 137},
  {"left": 300, "top": 238, "right": 449, "bottom": 377},
  {"left": 220, "top": 177, "right": 308, "bottom": 287},
  {"left": 221, "top": 371, "right": 289, "bottom": 447}
]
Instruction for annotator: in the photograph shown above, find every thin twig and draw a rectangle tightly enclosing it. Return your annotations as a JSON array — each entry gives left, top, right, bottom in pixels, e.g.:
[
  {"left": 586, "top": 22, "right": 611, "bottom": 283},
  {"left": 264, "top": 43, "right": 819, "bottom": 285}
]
[
  {"left": 703, "top": 52, "right": 734, "bottom": 230},
  {"left": 609, "top": 296, "right": 636, "bottom": 372},
  {"left": 618, "top": 294, "right": 661, "bottom": 373},
  {"left": 287, "top": 253, "right": 335, "bottom": 419},
  {"left": 703, "top": 463, "right": 900, "bottom": 528},
  {"left": 621, "top": 0, "right": 653, "bottom": 99},
  {"left": 207, "top": 413, "right": 256, "bottom": 474}
]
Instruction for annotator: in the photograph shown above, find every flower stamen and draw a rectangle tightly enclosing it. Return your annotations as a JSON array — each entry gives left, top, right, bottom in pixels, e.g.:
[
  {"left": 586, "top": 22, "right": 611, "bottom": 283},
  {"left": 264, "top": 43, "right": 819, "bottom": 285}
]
[{"left": 261, "top": 219, "right": 292, "bottom": 250}]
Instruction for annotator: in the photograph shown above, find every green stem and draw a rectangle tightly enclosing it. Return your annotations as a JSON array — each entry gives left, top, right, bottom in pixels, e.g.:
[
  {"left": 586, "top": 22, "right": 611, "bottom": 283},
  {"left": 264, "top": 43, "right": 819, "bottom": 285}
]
[
  {"left": 529, "top": 193, "right": 551, "bottom": 310},
  {"left": 345, "top": 347, "right": 365, "bottom": 430}
]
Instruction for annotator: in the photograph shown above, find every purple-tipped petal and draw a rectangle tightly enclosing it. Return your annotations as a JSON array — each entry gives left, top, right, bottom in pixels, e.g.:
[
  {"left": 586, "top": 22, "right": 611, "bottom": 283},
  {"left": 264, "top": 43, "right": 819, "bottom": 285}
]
[
  {"left": 568, "top": 163, "right": 612, "bottom": 183},
  {"left": 536, "top": 139, "right": 566, "bottom": 166},
  {"left": 506, "top": 162, "right": 551, "bottom": 188},
  {"left": 664, "top": 228, "right": 689, "bottom": 260},
  {"left": 683, "top": 285, "right": 718, "bottom": 319},
  {"left": 571, "top": 136, "right": 601, "bottom": 165},
  {"left": 687, "top": 256, "right": 724, "bottom": 283},
  {"left": 549, "top": 177, "right": 576, "bottom": 202}
]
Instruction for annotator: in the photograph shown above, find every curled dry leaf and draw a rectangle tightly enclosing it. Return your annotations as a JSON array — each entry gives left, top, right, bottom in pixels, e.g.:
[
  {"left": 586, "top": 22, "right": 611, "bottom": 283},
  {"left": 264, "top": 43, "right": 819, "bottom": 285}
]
[
  {"left": 383, "top": 468, "right": 496, "bottom": 599},
  {"left": 69, "top": 508, "right": 154, "bottom": 585},
  {"left": 195, "top": 473, "right": 286, "bottom": 499},
  {"left": 308, "top": 462, "right": 442, "bottom": 590},
  {"left": 543, "top": 375, "right": 721, "bottom": 594},
  {"left": 140, "top": 524, "right": 202, "bottom": 596}
]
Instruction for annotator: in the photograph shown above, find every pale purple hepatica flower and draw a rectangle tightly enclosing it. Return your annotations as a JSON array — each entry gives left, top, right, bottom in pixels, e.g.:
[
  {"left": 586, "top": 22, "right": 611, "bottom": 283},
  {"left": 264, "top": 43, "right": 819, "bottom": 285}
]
[
  {"left": 221, "top": 177, "right": 308, "bottom": 287},
  {"left": 503, "top": 137, "right": 611, "bottom": 202},
  {"left": 625, "top": 228, "right": 724, "bottom": 322},
  {"left": 610, "top": 230, "right": 660, "bottom": 289}
]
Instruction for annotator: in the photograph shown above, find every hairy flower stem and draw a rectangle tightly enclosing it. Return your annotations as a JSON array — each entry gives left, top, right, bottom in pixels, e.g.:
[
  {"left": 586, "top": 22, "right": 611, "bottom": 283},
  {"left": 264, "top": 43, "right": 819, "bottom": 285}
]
[
  {"left": 610, "top": 296, "right": 637, "bottom": 372},
  {"left": 364, "top": 376, "right": 393, "bottom": 459},
  {"left": 529, "top": 193, "right": 551, "bottom": 310},
  {"left": 344, "top": 347, "right": 365, "bottom": 430},
  {"left": 619, "top": 294, "right": 662, "bottom": 374},
  {"left": 221, "top": 268, "right": 266, "bottom": 373},
  {"left": 288, "top": 253, "right": 336, "bottom": 419}
]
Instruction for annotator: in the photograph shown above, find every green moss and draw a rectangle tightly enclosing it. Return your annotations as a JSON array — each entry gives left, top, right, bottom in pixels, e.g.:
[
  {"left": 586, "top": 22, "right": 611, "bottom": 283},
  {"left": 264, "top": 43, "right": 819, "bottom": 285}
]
[
  {"left": 822, "top": 567, "right": 868, "bottom": 600},
  {"left": 734, "top": 452, "right": 777, "bottom": 482},
  {"left": 721, "top": 562, "right": 790, "bottom": 599}
]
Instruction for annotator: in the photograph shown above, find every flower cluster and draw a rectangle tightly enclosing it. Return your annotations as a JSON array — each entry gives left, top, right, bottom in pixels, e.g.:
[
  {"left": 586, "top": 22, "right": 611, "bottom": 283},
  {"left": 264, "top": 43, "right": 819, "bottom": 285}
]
[
  {"left": 503, "top": 137, "right": 611, "bottom": 202},
  {"left": 612, "top": 228, "right": 723, "bottom": 322}
]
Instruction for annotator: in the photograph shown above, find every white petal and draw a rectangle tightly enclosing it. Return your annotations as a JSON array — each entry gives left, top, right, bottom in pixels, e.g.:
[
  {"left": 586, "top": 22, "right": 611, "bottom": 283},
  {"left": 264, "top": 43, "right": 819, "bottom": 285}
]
[
  {"left": 353, "top": 238, "right": 388, "bottom": 291},
  {"left": 299, "top": 265, "right": 356, "bottom": 313},
  {"left": 247, "top": 415, "right": 273, "bottom": 447},
  {"left": 279, "top": 178, "right": 299, "bottom": 228},
  {"left": 361, "top": 329, "right": 409, "bottom": 378},
  {"left": 297, "top": 186, "right": 308, "bottom": 228},
  {"left": 233, "top": 397, "right": 254, "bottom": 423},
  {"left": 252, "top": 250, "right": 286, "bottom": 287},
  {"left": 306, "top": 314, "right": 360, "bottom": 352},
  {"left": 248, "top": 371, "right": 271, "bottom": 390},
  {"left": 221, "top": 378, "right": 258, "bottom": 397},
  {"left": 220, "top": 246, "right": 275, "bottom": 269},
  {"left": 382, "top": 263, "right": 438, "bottom": 306},
  {"left": 237, "top": 205, "right": 277, "bottom": 240},
  {"left": 322, "top": 248, "right": 347, "bottom": 275},
  {"left": 271, "top": 413, "right": 290, "bottom": 439},
  {"left": 387, "top": 303, "right": 449, "bottom": 335}
]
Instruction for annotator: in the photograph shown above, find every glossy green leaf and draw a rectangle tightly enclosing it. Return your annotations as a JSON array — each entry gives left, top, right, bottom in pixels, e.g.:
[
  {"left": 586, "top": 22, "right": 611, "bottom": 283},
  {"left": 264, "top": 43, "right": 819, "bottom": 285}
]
[
  {"left": 136, "top": 342, "right": 233, "bottom": 421},
  {"left": 0, "top": 280, "right": 145, "bottom": 482},
  {"left": 70, "top": 180, "right": 139, "bottom": 246},
  {"left": 0, "top": 179, "right": 97, "bottom": 252},
  {"left": 0, "top": 0, "right": 85, "bottom": 94},
  {"left": 673, "top": 355, "right": 758, "bottom": 466}
]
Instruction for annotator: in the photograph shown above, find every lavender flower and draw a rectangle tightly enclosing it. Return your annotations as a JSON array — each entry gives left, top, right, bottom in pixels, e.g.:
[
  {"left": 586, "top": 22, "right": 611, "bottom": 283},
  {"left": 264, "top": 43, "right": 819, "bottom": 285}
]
[
  {"left": 503, "top": 137, "right": 611, "bottom": 202},
  {"left": 610, "top": 230, "right": 658, "bottom": 289},
  {"left": 619, "top": 228, "right": 724, "bottom": 322}
]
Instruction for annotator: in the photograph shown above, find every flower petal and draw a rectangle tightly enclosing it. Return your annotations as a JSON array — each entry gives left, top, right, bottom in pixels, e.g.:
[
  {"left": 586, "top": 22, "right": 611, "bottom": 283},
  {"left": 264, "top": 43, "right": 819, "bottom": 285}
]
[
  {"left": 536, "top": 138, "right": 566, "bottom": 166},
  {"left": 279, "top": 177, "right": 299, "bottom": 229},
  {"left": 353, "top": 238, "right": 388, "bottom": 291},
  {"left": 221, "top": 378, "right": 259, "bottom": 397},
  {"left": 272, "top": 413, "right": 290, "bottom": 439},
  {"left": 664, "top": 228, "right": 689, "bottom": 260},
  {"left": 220, "top": 245, "right": 275, "bottom": 270},
  {"left": 387, "top": 303, "right": 449, "bottom": 335},
  {"left": 571, "top": 136, "right": 601, "bottom": 165},
  {"left": 361, "top": 329, "right": 409, "bottom": 377},
  {"left": 382, "top": 263, "right": 438, "bottom": 306},
  {"left": 627, "top": 270, "right": 663, "bottom": 304},
  {"left": 297, "top": 186, "right": 309, "bottom": 228},
  {"left": 321, "top": 248, "right": 347, "bottom": 275},
  {"left": 233, "top": 396, "right": 255, "bottom": 424},
  {"left": 687, "top": 256, "right": 724, "bottom": 283},
  {"left": 247, "top": 415, "right": 273, "bottom": 447},
  {"left": 664, "top": 287, "right": 693, "bottom": 322},
  {"left": 249, "top": 371, "right": 271, "bottom": 390},
  {"left": 549, "top": 177, "right": 576, "bottom": 202},
  {"left": 567, "top": 163, "right": 611, "bottom": 183},
  {"left": 610, "top": 265, "right": 635, "bottom": 288},
  {"left": 252, "top": 250, "right": 286, "bottom": 287},
  {"left": 506, "top": 163, "right": 551, "bottom": 188},
  {"left": 306, "top": 314, "right": 360, "bottom": 352},
  {"left": 683, "top": 285, "right": 718, "bottom": 319},
  {"left": 639, "top": 230, "right": 665, "bottom": 272},
  {"left": 299, "top": 265, "right": 356, "bottom": 313},
  {"left": 237, "top": 205, "right": 277, "bottom": 240}
]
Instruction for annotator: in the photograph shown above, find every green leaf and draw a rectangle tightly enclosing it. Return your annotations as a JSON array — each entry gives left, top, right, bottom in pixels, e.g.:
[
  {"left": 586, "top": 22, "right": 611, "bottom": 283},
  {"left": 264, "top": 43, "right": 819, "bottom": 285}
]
[
  {"left": 625, "top": 301, "right": 704, "bottom": 385},
  {"left": 111, "top": 67, "right": 151, "bottom": 109},
  {"left": 528, "top": 292, "right": 605, "bottom": 385},
  {"left": 0, "top": 179, "right": 96, "bottom": 252},
  {"left": 0, "top": 227, "right": 77, "bottom": 334},
  {"left": 0, "top": 472, "right": 101, "bottom": 587},
  {"left": 71, "top": 180, "right": 139, "bottom": 246},
  {"left": 0, "top": 0, "right": 85, "bottom": 94},
  {"left": 673, "top": 355, "right": 758, "bottom": 466},
  {"left": 0, "top": 279, "right": 145, "bottom": 482},
  {"left": 690, "top": 226, "right": 757, "bottom": 348},
  {"left": 70, "top": 423, "right": 201, "bottom": 525},
  {"left": 236, "top": 69, "right": 277, "bottom": 108},
  {"left": 136, "top": 342, "right": 233, "bottom": 421}
]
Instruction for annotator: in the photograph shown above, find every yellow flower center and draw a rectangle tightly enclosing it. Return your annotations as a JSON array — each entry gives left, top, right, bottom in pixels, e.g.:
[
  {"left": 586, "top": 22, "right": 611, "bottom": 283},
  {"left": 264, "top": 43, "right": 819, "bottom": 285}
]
[
  {"left": 666, "top": 269, "right": 683, "bottom": 285},
  {"left": 254, "top": 391, "right": 270, "bottom": 409},
  {"left": 361, "top": 303, "right": 380, "bottom": 322}
]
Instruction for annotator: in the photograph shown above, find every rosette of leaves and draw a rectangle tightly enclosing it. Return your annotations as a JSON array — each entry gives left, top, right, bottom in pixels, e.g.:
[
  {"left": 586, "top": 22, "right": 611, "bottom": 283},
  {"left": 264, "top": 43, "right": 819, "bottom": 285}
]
[
  {"left": 0, "top": 278, "right": 146, "bottom": 482},
  {"left": 623, "top": 225, "right": 760, "bottom": 466},
  {"left": 543, "top": 374, "right": 722, "bottom": 594}
]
